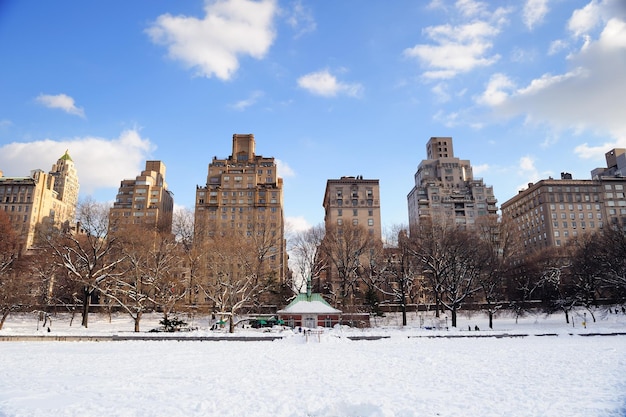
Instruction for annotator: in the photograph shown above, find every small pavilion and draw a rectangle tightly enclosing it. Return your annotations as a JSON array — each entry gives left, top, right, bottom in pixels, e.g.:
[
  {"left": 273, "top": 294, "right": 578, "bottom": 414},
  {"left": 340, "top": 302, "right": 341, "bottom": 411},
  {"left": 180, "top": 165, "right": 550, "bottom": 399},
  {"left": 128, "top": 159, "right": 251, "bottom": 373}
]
[{"left": 277, "top": 280, "right": 342, "bottom": 329}]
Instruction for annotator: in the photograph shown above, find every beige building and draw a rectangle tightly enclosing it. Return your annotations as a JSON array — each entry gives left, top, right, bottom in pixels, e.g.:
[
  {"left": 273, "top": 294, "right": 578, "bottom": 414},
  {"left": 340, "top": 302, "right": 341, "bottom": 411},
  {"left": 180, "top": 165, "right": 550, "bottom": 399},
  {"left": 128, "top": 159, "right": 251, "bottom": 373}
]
[
  {"left": 501, "top": 150, "right": 626, "bottom": 253},
  {"left": 194, "top": 134, "right": 287, "bottom": 282},
  {"left": 323, "top": 176, "right": 382, "bottom": 240},
  {"left": 407, "top": 137, "right": 497, "bottom": 231},
  {"left": 0, "top": 150, "right": 79, "bottom": 252},
  {"left": 110, "top": 161, "right": 174, "bottom": 233}
]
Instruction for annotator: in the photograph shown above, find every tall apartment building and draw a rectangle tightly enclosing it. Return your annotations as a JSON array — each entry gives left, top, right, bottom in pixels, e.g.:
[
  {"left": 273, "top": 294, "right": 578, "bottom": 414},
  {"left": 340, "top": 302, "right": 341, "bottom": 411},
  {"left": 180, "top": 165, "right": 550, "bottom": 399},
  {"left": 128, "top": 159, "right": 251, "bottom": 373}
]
[
  {"left": 592, "top": 148, "right": 626, "bottom": 179},
  {"left": 110, "top": 161, "right": 174, "bottom": 233},
  {"left": 501, "top": 149, "right": 626, "bottom": 253},
  {"left": 407, "top": 137, "right": 497, "bottom": 231},
  {"left": 323, "top": 176, "right": 382, "bottom": 240},
  {"left": 0, "top": 150, "right": 79, "bottom": 252},
  {"left": 194, "top": 134, "right": 287, "bottom": 282}
]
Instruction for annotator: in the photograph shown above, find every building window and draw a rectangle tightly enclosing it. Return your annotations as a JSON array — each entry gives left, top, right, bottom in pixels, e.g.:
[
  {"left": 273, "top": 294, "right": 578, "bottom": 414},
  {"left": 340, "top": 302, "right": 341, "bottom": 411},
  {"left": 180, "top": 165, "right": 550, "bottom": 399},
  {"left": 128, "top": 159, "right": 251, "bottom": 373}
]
[
  {"left": 352, "top": 219, "right": 358, "bottom": 225},
  {"left": 337, "top": 209, "right": 342, "bottom": 216},
  {"left": 368, "top": 219, "right": 374, "bottom": 226},
  {"left": 353, "top": 209, "right": 358, "bottom": 216}
]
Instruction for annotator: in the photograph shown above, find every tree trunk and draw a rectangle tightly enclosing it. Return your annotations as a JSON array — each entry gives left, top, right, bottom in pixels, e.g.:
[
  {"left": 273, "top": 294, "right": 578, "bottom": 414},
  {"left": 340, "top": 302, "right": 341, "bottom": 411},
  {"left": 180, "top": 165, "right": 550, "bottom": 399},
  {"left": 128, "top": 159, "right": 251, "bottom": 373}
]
[
  {"left": 488, "top": 311, "right": 494, "bottom": 329},
  {"left": 451, "top": 307, "right": 457, "bottom": 327},
  {"left": 134, "top": 312, "right": 142, "bottom": 333},
  {"left": 81, "top": 286, "right": 91, "bottom": 328},
  {"left": 0, "top": 309, "right": 9, "bottom": 330},
  {"left": 229, "top": 315, "right": 234, "bottom": 333},
  {"left": 401, "top": 303, "right": 407, "bottom": 326}
]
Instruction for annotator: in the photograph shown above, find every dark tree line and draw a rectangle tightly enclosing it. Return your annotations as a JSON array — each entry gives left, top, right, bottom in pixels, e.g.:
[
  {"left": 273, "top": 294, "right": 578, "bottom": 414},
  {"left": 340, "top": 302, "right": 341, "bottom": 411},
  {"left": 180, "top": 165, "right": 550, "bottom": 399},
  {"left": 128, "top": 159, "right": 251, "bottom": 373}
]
[
  {"left": 0, "top": 198, "right": 290, "bottom": 333},
  {"left": 294, "top": 216, "right": 626, "bottom": 328},
  {"left": 2, "top": 200, "right": 626, "bottom": 331}
]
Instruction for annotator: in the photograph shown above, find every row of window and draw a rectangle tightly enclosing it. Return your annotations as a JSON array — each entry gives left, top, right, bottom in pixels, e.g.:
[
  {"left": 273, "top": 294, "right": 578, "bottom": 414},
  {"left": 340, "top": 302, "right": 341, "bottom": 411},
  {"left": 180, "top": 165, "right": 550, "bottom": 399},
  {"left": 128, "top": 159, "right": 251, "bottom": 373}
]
[{"left": 336, "top": 218, "right": 375, "bottom": 226}]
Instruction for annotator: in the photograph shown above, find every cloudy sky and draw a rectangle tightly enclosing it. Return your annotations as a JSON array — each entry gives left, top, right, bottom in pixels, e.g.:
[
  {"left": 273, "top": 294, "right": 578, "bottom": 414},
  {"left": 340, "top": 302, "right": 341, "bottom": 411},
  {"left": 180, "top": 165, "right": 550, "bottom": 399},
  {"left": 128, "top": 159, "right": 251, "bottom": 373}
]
[{"left": 1, "top": 0, "right": 625, "bottom": 232}]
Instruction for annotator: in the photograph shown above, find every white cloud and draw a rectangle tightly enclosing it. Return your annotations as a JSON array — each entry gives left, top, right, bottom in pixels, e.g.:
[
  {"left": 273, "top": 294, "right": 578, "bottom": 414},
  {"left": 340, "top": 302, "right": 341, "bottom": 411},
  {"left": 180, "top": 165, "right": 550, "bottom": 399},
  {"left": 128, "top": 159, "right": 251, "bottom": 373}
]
[
  {"left": 477, "top": 14, "right": 626, "bottom": 151},
  {"left": 0, "top": 129, "right": 155, "bottom": 195},
  {"left": 36, "top": 93, "right": 85, "bottom": 118},
  {"left": 275, "top": 158, "right": 295, "bottom": 177},
  {"left": 574, "top": 138, "right": 626, "bottom": 160},
  {"left": 404, "top": 20, "right": 503, "bottom": 79},
  {"left": 431, "top": 82, "right": 451, "bottom": 103},
  {"left": 568, "top": 1, "right": 602, "bottom": 38},
  {"left": 472, "top": 163, "right": 489, "bottom": 175},
  {"left": 548, "top": 39, "right": 568, "bottom": 55},
  {"left": 476, "top": 73, "right": 515, "bottom": 106},
  {"left": 516, "top": 155, "right": 552, "bottom": 190},
  {"left": 523, "top": 0, "right": 550, "bottom": 30},
  {"left": 284, "top": 0, "right": 316, "bottom": 38},
  {"left": 146, "top": 0, "right": 277, "bottom": 80},
  {"left": 230, "top": 90, "right": 264, "bottom": 111},
  {"left": 297, "top": 70, "right": 363, "bottom": 97},
  {"left": 455, "top": 0, "right": 488, "bottom": 18},
  {"left": 285, "top": 216, "right": 311, "bottom": 233}
]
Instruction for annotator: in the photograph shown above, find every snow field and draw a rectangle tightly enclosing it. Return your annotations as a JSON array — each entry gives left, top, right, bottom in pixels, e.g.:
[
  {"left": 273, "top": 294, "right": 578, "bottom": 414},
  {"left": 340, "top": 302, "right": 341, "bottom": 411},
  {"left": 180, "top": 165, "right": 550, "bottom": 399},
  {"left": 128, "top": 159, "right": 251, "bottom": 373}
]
[{"left": 0, "top": 333, "right": 625, "bottom": 417}]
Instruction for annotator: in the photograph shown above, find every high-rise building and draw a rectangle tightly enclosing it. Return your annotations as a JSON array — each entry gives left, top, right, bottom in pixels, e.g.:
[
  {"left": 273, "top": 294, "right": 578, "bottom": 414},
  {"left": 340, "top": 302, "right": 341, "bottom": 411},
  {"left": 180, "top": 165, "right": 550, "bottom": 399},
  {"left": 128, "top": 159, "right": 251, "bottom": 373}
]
[
  {"left": 50, "top": 150, "right": 79, "bottom": 223},
  {"left": 110, "top": 161, "right": 174, "bottom": 233},
  {"left": 592, "top": 148, "right": 626, "bottom": 179},
  {"left": 194, "top": 134, "right": 287, "bottom": 282},
  {"left": 0, "top": 150, "right": 79, "bottom": 252},
  {"left": 501, "top": 150, "right": 626, "bottom": 253},
  {"left": 407, "top": 137, "right": 497, "bottom": 231},
  {"left": 323, "top": 176, "right": 382, "bottom": 240}
]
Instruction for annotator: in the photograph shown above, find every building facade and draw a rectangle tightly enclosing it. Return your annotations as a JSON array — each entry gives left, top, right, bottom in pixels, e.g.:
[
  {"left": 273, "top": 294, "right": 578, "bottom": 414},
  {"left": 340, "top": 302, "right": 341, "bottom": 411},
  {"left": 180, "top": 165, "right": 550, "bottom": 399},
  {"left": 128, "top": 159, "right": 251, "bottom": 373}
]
[
  {"left": 501, "top": 150, "right": 626, "bottom": 253},
  {"left": 194, "top": 134, "right": 287, "bottom": 283},
  {"left": 0, "top": 150, "right": 79, "bottom": 252},
  {"left": 322, "top": 175, "right": 382, "bottom": 240},
  {"left": 407, "top": 137, "right": 497, "bottom": 231},
  {"left": 110, "top": 161, "right": 174, "bottom": 233}
]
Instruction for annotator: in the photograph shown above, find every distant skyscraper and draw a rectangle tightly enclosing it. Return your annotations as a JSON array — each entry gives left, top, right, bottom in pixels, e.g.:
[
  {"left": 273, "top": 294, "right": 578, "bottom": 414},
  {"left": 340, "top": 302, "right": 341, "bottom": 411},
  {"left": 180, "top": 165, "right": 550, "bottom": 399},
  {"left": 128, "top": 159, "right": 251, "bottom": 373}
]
[
  {"left": 501, "top": 150, "right": 626, "bottom": 253},
  {"left": 323, "top": 176, "right": 382, "bottom": 240},
  {"left": 194, "top": 134, "right": 287, "bottom": 282},
  {"left": 110, "top": 161, "right": 174, "bottom": 233},
  {"left": 50, "top": 150, "right": 79, "bottom": 222},
  {"left": 0, "top": 150, "right": 79, "bottom": 252},
  {"left": 407, "top": 137, "right": 497, "bottom": 231},
  {"left": 591, "top": 148, "right": 626, "bottom": 179}
]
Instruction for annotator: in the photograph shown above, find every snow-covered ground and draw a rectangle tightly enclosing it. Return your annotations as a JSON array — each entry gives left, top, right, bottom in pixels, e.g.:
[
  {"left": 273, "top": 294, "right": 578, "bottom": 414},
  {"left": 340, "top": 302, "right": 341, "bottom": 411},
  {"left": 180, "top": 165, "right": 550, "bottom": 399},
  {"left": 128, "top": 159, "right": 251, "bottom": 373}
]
[{"left": 1, "top": 309, "right": 625, "bottom": 417}]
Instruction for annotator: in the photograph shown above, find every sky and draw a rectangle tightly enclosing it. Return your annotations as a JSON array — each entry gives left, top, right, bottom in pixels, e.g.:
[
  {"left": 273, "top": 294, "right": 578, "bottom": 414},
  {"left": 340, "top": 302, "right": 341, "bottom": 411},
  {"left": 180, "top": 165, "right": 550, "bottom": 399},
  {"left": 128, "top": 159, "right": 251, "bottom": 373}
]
[{"left": 1, "top": 0, "right": 625, "bottom": 233}]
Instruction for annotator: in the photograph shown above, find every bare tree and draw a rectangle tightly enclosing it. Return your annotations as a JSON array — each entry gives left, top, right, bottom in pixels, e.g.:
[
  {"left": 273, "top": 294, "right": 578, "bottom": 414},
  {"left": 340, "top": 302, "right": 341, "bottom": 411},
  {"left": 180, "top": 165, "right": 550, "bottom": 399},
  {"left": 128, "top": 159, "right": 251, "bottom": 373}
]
[
  {"left": 408, "top": 217, "right": 449, "bottom": 317},
  {"left": 438, "top": 227, "right": 483, "bottom": 327},
  {"left": 0, "top": 210, "right": 24, "bottom": 329},
  {"left": 319, "top": 222, "right": 379, "bottom": 308},
  {"left": 597, "top": 226, "right": 626, "bottom": 297},
  {"left": 173, "top": 207, "right": 208, "bottom": 307},
  {"left": 288, "top": 224, "right": 326, "bottom": 294},
  {"left": 372, "top": 226, "right": 420, "bottom": 326},
  {"left": 107, "top": 226, "right": 183, "bottom": 332},
  {"left": 42, "top": 197, "right": 125, "bottom": 328},
  {"left": 199, "top": 230, "right": 279, "bottom": 333},
  {"left": 474, "top": 216, "right": 516, "bottom": 329}
]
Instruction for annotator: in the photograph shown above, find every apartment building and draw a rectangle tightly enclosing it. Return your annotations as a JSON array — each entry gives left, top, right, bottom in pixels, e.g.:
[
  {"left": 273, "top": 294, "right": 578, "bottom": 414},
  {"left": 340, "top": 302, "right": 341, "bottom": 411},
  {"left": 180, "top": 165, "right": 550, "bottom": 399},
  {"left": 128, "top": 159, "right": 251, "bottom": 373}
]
[
  {"left": 407, "top": 137, "right": 498, "bottom": 231},
  {"left": 501, "top": 149, "right": 626, "bottom": 253},
  {"left": 0, "top": 150, "right": 79, "bottom": 252},
  {"left": 109, "top": 161, "right": 174, "bottom": 233},
  {"left": 194, "top": 134, "right": 287, "bottom": 283},
  {"left": 322, "top": 175, "right": 382, "bottom": 240}
]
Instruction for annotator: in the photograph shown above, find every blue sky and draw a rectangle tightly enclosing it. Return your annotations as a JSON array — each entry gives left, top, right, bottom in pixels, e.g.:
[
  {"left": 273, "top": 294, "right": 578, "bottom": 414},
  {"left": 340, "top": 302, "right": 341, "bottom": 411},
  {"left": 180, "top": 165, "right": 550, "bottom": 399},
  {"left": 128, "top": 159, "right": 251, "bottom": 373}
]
[{"left": 1, "top": 0, "right": 625, "bottom": 233}]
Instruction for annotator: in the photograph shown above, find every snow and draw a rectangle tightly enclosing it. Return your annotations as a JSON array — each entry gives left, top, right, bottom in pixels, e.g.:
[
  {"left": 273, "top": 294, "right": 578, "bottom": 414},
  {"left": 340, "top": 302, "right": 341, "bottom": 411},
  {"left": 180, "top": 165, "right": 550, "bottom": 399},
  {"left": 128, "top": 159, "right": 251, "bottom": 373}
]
[
  {"left": 278, "top": 299, "right": 342, "bottom": 314},
  {"left": 1, "top": 310, "right": 626, "bottom": 417}
]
